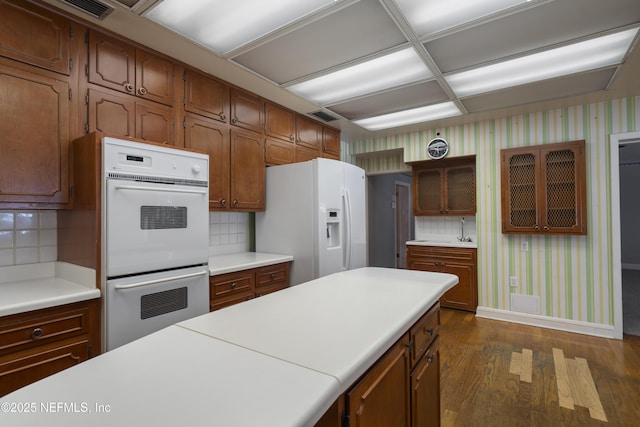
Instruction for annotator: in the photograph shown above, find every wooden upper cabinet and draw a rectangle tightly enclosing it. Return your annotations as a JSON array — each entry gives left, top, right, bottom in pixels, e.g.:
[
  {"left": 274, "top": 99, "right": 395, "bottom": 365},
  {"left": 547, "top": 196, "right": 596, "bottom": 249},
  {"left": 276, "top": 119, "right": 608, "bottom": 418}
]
[
  {"left": 296, "top": 115, "right": 322, "bottom": 152},
  {"left": 88, "top": 31, "right": 175, "bottom": 106},
  {"left": 87, "top": 88, "right": 175, "bottom": 145},
  {"left": 184, "top": 69, "right": 229, "bottom": 123},
  {"left": 265, "top": 137, "right": 295, "bottom": 166},
  {"left": 184, "top": 113, "right": 230, "bottom": 209},
  {"left": 412, "top": 157, "right": 476, "bottom": 216},
  {"left": 0, "top": 0, "right": 71, "bottom": 75},
  {"left": 501, "top": 140, "right": 587, "bottom": 235},
  {"left": 230, "top": 129, "right": 265, "bottom": 211},
  {"left": 230, "top": 88, "right": 264, "bottom": 133},
  {"left": 265, "top": 102, "right": 295, "bottom": 142},
  {"left": 0, "top": 62, "right": 69, "bottom": 206},
  {"left": 322, "top": 127, "right": 340, "bottom": 159}
]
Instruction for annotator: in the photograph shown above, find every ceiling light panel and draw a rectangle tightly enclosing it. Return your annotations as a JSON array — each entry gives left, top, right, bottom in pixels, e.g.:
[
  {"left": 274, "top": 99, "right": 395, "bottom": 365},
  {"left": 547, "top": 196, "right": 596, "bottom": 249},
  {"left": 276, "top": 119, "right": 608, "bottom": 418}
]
[
  {"left": 287, "top": 47, "right": 433, "bottom": 105},
  {"left": 145, "top": 0, "right": 339, "bottom": 54},
  {"left": 354, "top": 102, "right": 462, "bottom": 131},
  {"left": 445, "top": 28, "right": 639, "bottom": 98},
  {"left": 232, "top": 0, "right": 407, "bottom": 85},
  {"left": 394, "top": 0, "right": 538, "bottom": 38}
]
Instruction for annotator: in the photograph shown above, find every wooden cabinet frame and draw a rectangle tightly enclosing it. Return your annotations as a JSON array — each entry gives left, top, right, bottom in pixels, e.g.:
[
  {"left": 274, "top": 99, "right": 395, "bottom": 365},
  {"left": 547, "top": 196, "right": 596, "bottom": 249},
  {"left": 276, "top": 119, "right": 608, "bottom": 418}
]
[
  {"left": 411, "top": 155, "right": 476, "bottom": 216},
  {"left": 500, "top": 140, "right": 587, "bottom": 235}
]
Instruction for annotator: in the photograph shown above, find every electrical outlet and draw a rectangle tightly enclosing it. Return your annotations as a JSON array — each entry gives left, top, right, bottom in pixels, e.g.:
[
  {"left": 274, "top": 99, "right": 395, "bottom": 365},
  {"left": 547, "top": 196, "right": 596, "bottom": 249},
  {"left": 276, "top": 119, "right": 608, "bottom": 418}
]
[
  {"left": 509, "top": 276, "right": 518, "bottom": 287},
  {"left": 520, "top": 241, "right": 528, "bottom": 252}
]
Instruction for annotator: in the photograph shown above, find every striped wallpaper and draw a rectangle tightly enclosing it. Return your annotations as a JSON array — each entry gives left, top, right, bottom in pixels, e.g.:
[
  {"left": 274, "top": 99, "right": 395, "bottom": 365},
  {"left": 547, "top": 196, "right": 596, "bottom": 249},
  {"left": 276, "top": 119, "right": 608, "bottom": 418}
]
[{"left": 345, "top": 96, "right": 640, "bottom": 329}]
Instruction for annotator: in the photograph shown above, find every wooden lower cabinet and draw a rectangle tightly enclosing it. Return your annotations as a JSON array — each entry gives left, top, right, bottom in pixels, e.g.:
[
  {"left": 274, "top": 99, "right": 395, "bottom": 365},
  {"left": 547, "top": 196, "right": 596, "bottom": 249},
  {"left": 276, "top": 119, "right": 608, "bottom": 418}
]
[
  {"left": 0, "top": 299, "right": 100, "bottom": 397},
  {"left": 407, "top": 245, "right": 478, "bottom": 312},
  {"left": 210, "top": 262, "right": 290, "bottom": 311},
  {"left": 323, "top": 302, "right": 441, "bottom": 427}
]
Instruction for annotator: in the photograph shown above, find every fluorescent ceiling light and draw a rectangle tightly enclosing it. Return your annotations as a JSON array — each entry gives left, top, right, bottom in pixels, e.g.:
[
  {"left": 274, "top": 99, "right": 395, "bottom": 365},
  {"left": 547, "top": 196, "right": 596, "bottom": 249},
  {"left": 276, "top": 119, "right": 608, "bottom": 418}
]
[
  {"left": 145, "top": 0, "right": 338, "bottom": 54},
  {"left": 354, "top": 102, "right": 462, "bottom": 131},
  {"left": 288, "top": 48, "right": 433, "bottom": 105},
  {"left": 395, "top": 0, "right": 538, "bottom": 37},
  {"left": 446, "top": 27, "right": 639, "bottom": 98}
]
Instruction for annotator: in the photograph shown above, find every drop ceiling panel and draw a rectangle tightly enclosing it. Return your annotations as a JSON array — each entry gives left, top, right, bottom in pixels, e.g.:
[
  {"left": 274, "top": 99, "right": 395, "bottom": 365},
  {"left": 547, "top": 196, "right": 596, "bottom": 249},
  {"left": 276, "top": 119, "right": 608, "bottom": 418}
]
[
  {"left": 461, "top": 68, "right": 616, "bottom": 113},
  {"left": 328, "top": 81, "right": 449, "bottom": 120},
  {"left": 232, "top": 0, "right": 407, "bottom": 84},
  {"left": 426, "top": 0, "right": 640, "bottom": 73}
]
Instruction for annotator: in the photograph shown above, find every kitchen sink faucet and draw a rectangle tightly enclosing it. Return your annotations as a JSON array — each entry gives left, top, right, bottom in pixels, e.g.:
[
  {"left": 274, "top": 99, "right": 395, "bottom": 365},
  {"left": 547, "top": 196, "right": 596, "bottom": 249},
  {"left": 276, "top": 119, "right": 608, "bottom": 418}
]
[{"left": 458, "top": 217, "right": 472, "bottom": 242}]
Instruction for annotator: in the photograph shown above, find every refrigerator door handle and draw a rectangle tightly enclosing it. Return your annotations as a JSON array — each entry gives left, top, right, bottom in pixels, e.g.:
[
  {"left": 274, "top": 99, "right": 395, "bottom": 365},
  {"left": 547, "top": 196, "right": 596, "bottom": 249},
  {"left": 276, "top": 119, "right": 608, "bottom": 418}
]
[{"left": 344, "top": 187, "right": 352, "bottom": 270}]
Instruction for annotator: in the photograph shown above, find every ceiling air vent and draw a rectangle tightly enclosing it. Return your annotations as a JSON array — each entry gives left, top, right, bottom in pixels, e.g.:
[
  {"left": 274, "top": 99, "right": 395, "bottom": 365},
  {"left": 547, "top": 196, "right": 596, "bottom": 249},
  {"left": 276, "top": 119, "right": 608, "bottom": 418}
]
[
  {"left": 60, "top": 0, "right": 114, "bottom": 19},
  {"left": 310, "top": 110, "right": 338, "bottom": 122}
]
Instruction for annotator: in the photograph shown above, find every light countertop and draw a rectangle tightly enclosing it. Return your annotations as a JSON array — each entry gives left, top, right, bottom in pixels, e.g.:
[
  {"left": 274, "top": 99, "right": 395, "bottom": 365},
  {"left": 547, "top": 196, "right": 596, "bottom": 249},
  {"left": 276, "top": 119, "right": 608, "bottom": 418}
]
[
  {"left": 208, "top": 251, "right": 293, "bottom": 275},
  {"left": 0, "top": 262, "right": 100, "bottom": 317},
  {"left": 2, "top": 267, "right": 457, "bottom": 426},
  {"left": 407, "top": 237, "right": 477, "bottom": 248}
]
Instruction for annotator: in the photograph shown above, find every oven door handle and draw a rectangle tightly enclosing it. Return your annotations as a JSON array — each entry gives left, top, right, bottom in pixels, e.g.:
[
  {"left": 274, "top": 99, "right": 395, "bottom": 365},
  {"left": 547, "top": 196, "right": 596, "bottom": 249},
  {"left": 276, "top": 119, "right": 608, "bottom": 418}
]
[
  {"left": 113, "top": 270, "right": 208, "bottom": 290},
  {"left": 114, "top": 184, "right": 208, "bottom": 195}
]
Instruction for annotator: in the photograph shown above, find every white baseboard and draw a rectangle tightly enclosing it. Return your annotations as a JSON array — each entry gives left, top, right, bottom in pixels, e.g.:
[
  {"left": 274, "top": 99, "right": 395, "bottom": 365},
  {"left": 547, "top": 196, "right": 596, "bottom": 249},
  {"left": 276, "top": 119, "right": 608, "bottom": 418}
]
[{"left": 475, "top": 307, "right": 621, "bottom": 340}]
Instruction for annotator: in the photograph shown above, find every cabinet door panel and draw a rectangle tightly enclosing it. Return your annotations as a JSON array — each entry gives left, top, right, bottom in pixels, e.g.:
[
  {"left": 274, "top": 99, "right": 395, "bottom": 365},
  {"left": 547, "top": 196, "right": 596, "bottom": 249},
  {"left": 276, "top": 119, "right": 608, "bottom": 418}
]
[
  {"left": 136, "top": 50, "right": 174, "bottom": 106},
  {"left": 135, "top": 101, "right": 174, "bottom": 145},
  {"left": 230, "top": 129, "right": 265, "bottom": 211},
  {"left": 322, "top": 127, "right": 340, "bottom": 158},
  {"left": 347, "top": 336, "right": 411, "bottom": 427},
  {"left": 230, "top": 88, "right": 264, "bottom": 133},
  {"left": 411, "top": 338, "right": 440, "bottom": 427},
  {"left": 441, "top": 262, "right": 477, "bottom": 312},
  {"left": 88, "top": 89, "right": 135, "bottom": 138},
  {"left": 265, "top": 137, "right": 295, "bottom": 165},
  {"left": 184, "top": 114, "right": 230, "bottom": 209},
  {"left": 445, "top": 165, "right": 475, "bottom": 214},
  {"left": 88, "top": 31, "right": 135, "bottom": 95},
  {"left": 501, "top": 149, "right": 539, "bottom": 232},
  {"left": 296, "top": 115, "right": 322, "bottom": 151},
  {"left": 414, "top": 169, "right": 443, "bottom": 215},
  {"left": 0, "top": 64, "right": 69, "bottom": 205},
  {"left": 0, "top": 0, "right": 71, "bottom": 75},
  {"left": 184, "top": 69, "right": 228, "bottom": 122},
  {"left": 265, "top": 102, "right": 295, "bottom": 142}
]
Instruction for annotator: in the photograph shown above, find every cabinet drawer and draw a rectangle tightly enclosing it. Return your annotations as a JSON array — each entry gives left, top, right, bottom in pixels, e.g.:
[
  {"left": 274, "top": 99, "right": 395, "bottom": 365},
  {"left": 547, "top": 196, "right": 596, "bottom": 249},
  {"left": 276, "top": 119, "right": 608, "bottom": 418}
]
[
  {"left": 210, "top": 292, "right": 253, "bottom": 312},
  {"left": 0, "top": 305, "right": 91, "bottom": 356},
  {"left": 255, "top": 263, "right": 289, "bottom": 289},
  {"left": 410, "top": 302, "right": 440, "bottom": 367},
  {"left": 210, "top": 271, "right": 254, "bottom": 298},
  {"left": 0, "top": 339, "right": 89, "bottom": 397},
  {"left": 407, "top": 245, "right": 476, "bottom": 262}
]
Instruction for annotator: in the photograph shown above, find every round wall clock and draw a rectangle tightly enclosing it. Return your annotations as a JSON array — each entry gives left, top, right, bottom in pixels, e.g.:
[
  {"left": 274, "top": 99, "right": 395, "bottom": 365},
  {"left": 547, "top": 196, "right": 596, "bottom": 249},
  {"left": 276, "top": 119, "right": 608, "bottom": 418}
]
[{"left": 427, "top": 137, "right": 449, "bottom": 159}]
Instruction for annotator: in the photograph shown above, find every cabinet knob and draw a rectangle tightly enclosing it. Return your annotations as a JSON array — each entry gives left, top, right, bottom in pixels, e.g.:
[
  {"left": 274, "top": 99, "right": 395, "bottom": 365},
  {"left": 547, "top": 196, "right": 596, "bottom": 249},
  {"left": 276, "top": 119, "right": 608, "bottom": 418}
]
[
  {"left": 231, "top": 118, "right": 237, "bottom": 124},
  {"left": 270, "top": 273, "right": 276, "bottom": 280},
  {"left": 534, "top": 225, "right": 541, "bottom": 231},
  {"left": 31, "top": 328, "right": 43, "bottom": 339},
  {"left": 231, "top": 282, "right": 237, "bottom": 289},
  {"left": 220, "top": 199, "right": 227, "bottom": 207},
  {"left": 124, "top": 83, "right": 134, "bottom": 92},
  {"left": 233, "top": 199, "right": 238, "bottom": 207},
  {"left": 426, "top": 353, "right": 435, "bottom": 363},
  {"left": 290, "top": 135, "right": 294, "bottom": 141},
  {"left": 543, "top": 225, "right": 550, "bottom": 231},
  {"left": 138, "top": 87, "right": 147, "bottom": 95},
  {"left": 424, "top": 326, "right": 434, "bottom": 336},
  {"left": 220, "top": 114, "right": 226, "bottom": 121}
]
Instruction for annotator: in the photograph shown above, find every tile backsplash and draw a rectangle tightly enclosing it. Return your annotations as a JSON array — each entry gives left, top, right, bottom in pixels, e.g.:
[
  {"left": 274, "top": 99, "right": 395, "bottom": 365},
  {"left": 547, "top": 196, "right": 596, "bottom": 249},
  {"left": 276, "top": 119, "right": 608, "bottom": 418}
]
[
  {"left": 209, "top": 212, "right": 252, "bottom": 256},
  {"left": 415, "top": 215, "right": 477, "bottom": 242},
  {"left": 0, "top": 211, "right": 57, "bottom": 267}
]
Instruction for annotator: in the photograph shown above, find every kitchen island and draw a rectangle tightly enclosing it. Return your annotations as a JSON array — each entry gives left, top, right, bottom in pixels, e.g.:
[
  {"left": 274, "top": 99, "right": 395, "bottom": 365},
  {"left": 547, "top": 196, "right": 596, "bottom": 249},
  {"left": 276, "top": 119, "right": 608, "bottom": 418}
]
[{"left": 1, "top": 267, "right": 457, "bottom": 427}]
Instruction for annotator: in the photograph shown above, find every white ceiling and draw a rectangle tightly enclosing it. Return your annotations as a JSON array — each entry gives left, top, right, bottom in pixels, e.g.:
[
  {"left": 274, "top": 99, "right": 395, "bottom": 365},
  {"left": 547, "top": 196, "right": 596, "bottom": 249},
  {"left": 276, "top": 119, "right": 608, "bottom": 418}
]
[{"left": 45, "top": 0, "right": 640, "bottom": 138}]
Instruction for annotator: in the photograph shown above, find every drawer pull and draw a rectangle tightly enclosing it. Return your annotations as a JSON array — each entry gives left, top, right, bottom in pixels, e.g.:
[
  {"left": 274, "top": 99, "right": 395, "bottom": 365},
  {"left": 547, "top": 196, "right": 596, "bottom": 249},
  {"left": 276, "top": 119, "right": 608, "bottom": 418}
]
[
  {"left": 231, "top": 282, "right": 237, "bottom": 289},
  {"left": 31, "top": 328, "right": 44, "bottom": 339},
  {"left": 424, "top": 326, "right": 435, "bottom": 336},
  {"left": 426, "top": 353, "right": 434, "bottom": 363},
  {"left": 270, "top": 273, "right": 276, "bottom": 280}
]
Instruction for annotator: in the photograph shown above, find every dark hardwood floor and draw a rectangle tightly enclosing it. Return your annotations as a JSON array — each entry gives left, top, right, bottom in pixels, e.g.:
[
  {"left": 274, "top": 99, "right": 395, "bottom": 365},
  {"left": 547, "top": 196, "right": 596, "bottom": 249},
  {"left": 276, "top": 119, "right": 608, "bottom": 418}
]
[{"left": 439, "top": 309, "right": 640, "bottom": 426}]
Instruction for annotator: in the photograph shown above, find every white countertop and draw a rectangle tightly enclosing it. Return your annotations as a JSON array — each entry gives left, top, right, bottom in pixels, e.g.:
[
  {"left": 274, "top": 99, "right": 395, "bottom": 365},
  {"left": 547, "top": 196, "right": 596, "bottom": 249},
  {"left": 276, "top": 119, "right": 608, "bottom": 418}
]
[
  {"left": 0, "top": 262, "right": 100, "bottom": 317},
  {"left": 2, "top": 267, "right": 457, "bottom": 426},
  {"left": 179, "top": 267, "right": 458, "bottom": 392},
  {"left": 209, "top": 251, "right": 293, "bottom": 275},
  {"left": 1, "top": 325, "right": 340, "bottom": 427},
  {"left": 406, "top": 238, "right": 477, "bottom": 248}
]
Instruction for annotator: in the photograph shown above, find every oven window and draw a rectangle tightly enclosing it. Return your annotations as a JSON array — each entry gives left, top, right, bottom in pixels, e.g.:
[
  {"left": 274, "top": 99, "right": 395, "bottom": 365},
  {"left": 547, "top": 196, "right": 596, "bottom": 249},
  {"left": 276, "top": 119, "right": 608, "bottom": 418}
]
[{"left": 140, "top": 206, "right": 187, "bottom": 229}]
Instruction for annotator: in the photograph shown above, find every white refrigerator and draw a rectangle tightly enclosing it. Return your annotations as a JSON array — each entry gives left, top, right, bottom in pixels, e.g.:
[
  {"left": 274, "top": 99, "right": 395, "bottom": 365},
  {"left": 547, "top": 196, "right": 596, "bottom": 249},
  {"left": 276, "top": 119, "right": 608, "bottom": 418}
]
[{"left": 256, "top": 158, "right": 367, "bottom": 286}]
